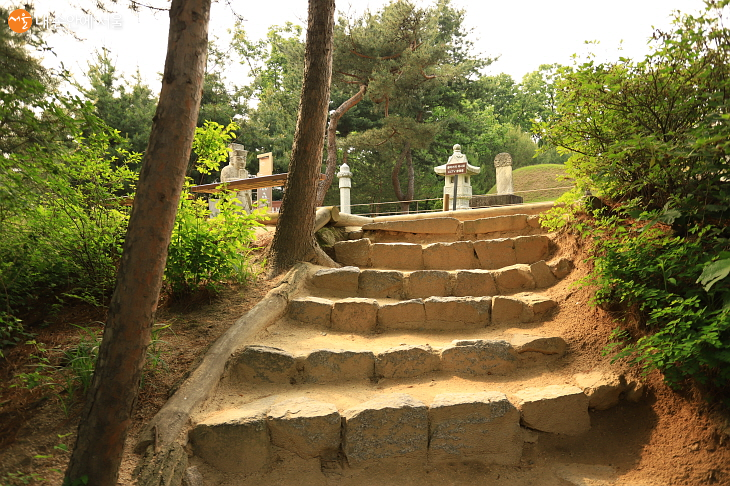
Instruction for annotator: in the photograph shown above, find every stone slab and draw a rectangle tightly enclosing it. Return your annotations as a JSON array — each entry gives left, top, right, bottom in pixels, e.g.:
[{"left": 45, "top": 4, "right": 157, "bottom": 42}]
[
  {"left": 463, "top": 214, "right": 528, "bottom": 234},
  {"left": 550, "top": 257, "right": 574, "bottom": 279},
  {"left": 512, "top": 334, "right": 568, "bottom": 357},
  {"left": 424, "top": 296, "right": 491, "bottom": 330},
  {"left": 453, "top": 270, "right": 497, "bottom": 297},
  {"left": 375, "top": 345, "right": 440, "bottom": 379},
  {"left": 515, "top": 385, "right": 590, "bottom": 435},
  {"left": 440, "top": 340, "right": 517, "bottom": 375},
  {"left": 304, "top": 349, "right": 375, "bottom": 383},
  {"left": 491, "top": 296, "right": 531, "bottom": 325},
  {"left": 574, "top": 372, "right": 627, "bottom": 411},
  {"left": 492, "top": 264, "right": 536, "bottom": 293},
  {"left": 423, "top": 241, "right": 478, "bottom": 270},
  {"left": 343, "top": 393, "right": 428, "bottom": 466},
  {"left": 513, "top": 235, "right": 550, "bottom": 264},
  {"left": 190, "top": 398, "right": 275, "bottom": 474},
  {"left": 267, "top": 397, "right": 341, "bottom": 458},
  {"left": 288, "top": 297, "right": 333, "bottom": 327},
  {"left": 429, "top": 392, "right": 523, "bottom": 465},
  {"left": 363, "top": 217, "right": 460, "bottom": 234},
  {"left": 473, "top": 238, "right": 518, "bottom": 270},
  {"left": 331, "top": 298, "right": 378, "bottom": 333},
  {"left": 371, "top": 243, "right": 423, "bottom": 270},
  {"left": 406, "top": 270, "right": 450, "bottom": 299},
  {"left": 377, "top": 299, "right": 426, "bottom": 330},
  {"left": 358, "top": 270, "right": 405, "bottom": 298},
  {"left": 225, "top": 346, "right": 296, "bottom": 384},
  {"left": 334, "top": 239, "right": 371, "bottom": 267},
  {"left": 530, "top": 260, "right": 558, "bottom": 288},
  {"left": 310, "top": 266, "right": 360, "bottom": 293}
]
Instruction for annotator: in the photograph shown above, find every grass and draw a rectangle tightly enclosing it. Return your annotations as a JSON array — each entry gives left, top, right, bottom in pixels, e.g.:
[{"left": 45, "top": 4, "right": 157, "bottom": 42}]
[{"left": 486, "top": 163, "right": 573, "bottom": 203}]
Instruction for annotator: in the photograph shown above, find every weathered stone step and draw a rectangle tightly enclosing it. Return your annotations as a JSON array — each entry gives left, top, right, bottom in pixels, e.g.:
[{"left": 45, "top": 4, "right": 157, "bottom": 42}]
[
  {"left": 288, "top": 292, "right": 558, "bottom": 332},
  {"left": 360, "top": 213, "right": 544, "bottom": 243},
  {"left": 333, "top": 234, "right": 557, "bottom": 271},
  {"left": 309, "top": 259, "right": 573, "bottom": 299},
  {"left": 220, "top": 335, "right": 568, "bottom": 385},
  {"left": 189, "top": 385, "right": 609, "bottom": 475}
]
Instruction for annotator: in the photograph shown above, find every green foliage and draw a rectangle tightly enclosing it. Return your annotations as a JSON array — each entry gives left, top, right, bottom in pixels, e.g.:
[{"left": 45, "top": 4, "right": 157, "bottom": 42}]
[
  {"left": 79, "top": 49, "right": 157, "bottom": 156},
  {"left": 191, "top": 121, "right": 240, "bottom": 175},
  {"left": 0, "top": 120, "right": 138, "bottom": 327},
  {"left": 0, "top": 471, "right": 44, "bottom": 485},
  {"left": 539, "top": 3, "right": 730, "bottom": 214},
  {"left": 164, "top": 193, "right": 265, "bottom": 299},
  {"left": 584, "top": 214, "right": 730, "bottom": 391}
]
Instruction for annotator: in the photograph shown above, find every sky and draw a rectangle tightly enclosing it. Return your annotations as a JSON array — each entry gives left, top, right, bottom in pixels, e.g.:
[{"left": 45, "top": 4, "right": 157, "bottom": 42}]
[{"left": 3, "top": 0, "right": 710, "bottom": 92}]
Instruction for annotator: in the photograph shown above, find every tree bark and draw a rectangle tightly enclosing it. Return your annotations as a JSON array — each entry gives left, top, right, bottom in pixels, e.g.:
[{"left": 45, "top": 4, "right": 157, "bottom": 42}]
[
  {"left": 316, "top": 84, "right": 367, "bottom": 205},
  {"left": 391, "top": 141, "right": 414, "bottom": 213},
  {"left": 63, "top": 1, "right": 210, "bottom": 485},
  {"left": 268, "top": 0, "right": 336, "bottom": 276}
]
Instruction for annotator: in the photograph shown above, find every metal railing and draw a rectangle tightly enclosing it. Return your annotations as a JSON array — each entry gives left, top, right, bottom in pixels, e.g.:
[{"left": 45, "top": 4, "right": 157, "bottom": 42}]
[{"left": 347, "top": 186, "right": 574, "bottom": 217}]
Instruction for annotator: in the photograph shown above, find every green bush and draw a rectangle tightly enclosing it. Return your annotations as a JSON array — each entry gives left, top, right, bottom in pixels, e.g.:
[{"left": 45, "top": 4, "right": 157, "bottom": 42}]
[
  {"left": 164, "top": 192, "right": 265, "bottom": 299},
  {"left": 585, "top": 213, "right": 730, "bottom": 391},
  {"left": 0, "top": 117, "right": 138, "bottom": 351}
]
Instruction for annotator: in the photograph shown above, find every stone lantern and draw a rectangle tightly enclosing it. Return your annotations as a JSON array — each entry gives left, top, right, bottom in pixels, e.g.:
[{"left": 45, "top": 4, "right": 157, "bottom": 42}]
[{"left": 434, "top": 144, "right": 481, "bottom": 210}]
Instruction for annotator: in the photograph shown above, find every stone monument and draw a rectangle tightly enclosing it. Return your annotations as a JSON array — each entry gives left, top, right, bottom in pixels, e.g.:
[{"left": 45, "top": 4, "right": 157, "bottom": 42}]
[
  {"left": 434, "top": 144, "right": 481, "bottom": 210},
  {"left": 494, "top": 152, "right": 514, "bottom": 195},
  {"left": 220, "top": 143, "right": 253, "bottom": 213},
  {"left": 337, "top": 162, "right": 353, "bottom": 214}
]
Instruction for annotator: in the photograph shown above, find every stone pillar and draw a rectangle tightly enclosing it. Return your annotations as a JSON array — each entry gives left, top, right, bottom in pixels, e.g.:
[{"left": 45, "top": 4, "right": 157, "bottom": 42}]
[
  {"left": 337, "top": 162, "right": 353, "bottom": 214},
  {"left": 257, "top": 152, "right": 273, "bottom": 209},
  {"left": 494, "top": 153, "right": 514, "bottom": 195}
]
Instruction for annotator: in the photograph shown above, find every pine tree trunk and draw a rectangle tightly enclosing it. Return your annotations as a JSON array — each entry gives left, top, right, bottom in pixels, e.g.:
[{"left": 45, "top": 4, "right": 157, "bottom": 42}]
[
  {"left": 269, "top": 0, "right": 335, "bottom": 276},
  {"left": 63, "top": 1, "right": 210, "bottom": 484},
  {"left": 316, "top": 84, "right": 366, "bottom": 206},
  {"left": 391, "top": 141, "right": 414, "bottom": 214}
]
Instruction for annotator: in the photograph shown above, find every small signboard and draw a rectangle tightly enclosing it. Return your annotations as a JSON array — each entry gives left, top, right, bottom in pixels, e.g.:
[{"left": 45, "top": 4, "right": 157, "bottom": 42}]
[{"left": 445, "top": 162, "right": 467, "bottom": 175}]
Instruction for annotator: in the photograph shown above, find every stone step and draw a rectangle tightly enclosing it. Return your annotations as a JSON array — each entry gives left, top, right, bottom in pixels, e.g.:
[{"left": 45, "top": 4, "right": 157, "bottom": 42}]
[
  {"left": 360, "top": 213, "right": 545, "bottom": 243},
  {"left": 333, "top": 235, "right": 556, "bottom": 271},
  {"left": 288, "top": 293, "right": 557, "bottom": 332},
  {"left": 309, "top": 259, "right": 573, "bottom": 299},
  {"left": 188, "top": 385, "right": 606, "bottom": 475},
  {"left": 220, "top": 335, "right": 568, "bottom": 385}
]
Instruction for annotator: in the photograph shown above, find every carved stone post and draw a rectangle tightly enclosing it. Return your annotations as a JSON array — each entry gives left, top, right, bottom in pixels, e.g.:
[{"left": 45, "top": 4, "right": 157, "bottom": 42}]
[{"left": 337, "top": 162, "right": 352, "bottom": 214}]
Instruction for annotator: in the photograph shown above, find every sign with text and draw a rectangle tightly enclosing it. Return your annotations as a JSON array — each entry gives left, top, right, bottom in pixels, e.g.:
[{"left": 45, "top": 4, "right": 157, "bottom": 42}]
[{"left": 445, "top": 163, "right": 467, "bottom": 175}]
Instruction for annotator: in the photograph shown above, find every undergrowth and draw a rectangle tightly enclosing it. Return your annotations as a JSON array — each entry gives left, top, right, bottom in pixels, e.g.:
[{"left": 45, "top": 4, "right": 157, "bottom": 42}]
[{"left": 568, "top": 208, "right": 730, "bottom": 399}]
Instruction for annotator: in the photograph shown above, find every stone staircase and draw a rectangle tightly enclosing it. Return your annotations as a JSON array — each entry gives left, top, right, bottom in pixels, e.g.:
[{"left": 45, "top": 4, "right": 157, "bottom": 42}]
[{"left": 182, "top": 210, "right": 646, "bottom": 485}]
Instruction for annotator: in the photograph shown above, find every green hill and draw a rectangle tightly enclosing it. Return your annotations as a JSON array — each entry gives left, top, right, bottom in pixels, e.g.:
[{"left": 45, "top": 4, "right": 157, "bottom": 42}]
[{"left": 487, "top": 164, "right": 573, "bottom": 203}]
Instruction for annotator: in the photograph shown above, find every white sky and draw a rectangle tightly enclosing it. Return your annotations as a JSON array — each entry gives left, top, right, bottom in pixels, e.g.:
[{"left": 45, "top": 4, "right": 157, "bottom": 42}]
[{"left": 3, "top": 0, "right": 710, "bottom": 93}]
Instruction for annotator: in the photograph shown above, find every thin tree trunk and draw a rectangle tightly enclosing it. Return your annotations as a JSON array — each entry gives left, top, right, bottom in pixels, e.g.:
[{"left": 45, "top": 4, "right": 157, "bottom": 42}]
[
  {"left": 391, "top": 141, "right": 414, "bottom": 213},
  {"left": 268, "top": 0, "right": 336, "bottom": 276},
  {"left": 316, "top": 84, "right": 366, "bottom": 205},
  {"left": 64, "top": 1, "right": 210, "bottom": 484}
]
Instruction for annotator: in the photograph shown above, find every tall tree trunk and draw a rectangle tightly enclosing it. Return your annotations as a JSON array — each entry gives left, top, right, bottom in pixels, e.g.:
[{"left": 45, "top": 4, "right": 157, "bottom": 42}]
[
  {"left": 268, "top": 0, "right": 336, "bottom": 276},
  {"left": 391, "top": 141, "right": 414, "bottom": 213},
  {"left": 63, "top": 1, "right": 210, "bottom": 484},
  {"left": 316, "top": 83, "right": 366, "bottom": 206}
]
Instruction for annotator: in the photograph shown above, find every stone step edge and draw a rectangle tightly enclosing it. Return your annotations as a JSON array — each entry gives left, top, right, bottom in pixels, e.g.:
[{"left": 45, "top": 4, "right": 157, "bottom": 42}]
[
  {"left": 361, "top": 213, "right": 541, "bottom": 235},
  {"left": 190, "top": 378, "right": 643, "bottom": 475},
  {"left": 333, "top": 234, "right": 558, "bottom": 271},
  {"left": 288, "top": 293, "right": 558, "bottom": 333},
  {"left": 223, "top": 335, "right": 568, "bottom": 385},
  {"left": 310, "top": 259, "right": 574, "bottom": 299}
]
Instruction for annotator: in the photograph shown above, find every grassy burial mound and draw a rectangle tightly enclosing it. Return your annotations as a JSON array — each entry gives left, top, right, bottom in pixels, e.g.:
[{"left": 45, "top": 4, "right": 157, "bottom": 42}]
[{"left": 488, "top": 164, "right": 573, "bottom": 203}]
